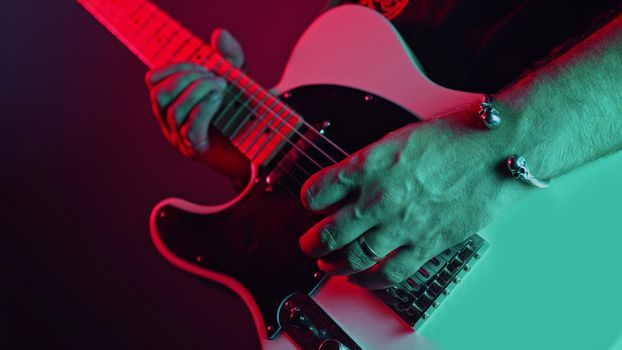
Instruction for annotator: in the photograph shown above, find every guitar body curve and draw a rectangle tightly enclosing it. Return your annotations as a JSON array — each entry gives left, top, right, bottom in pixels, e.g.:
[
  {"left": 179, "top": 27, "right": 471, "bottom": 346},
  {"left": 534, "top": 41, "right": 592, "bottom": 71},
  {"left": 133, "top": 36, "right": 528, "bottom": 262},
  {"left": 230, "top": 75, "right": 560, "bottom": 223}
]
[
  {"left": 150, "top": 84, "right": 439, "bottom": 350},
  {"left": 149, "top": 4, "right": 622, "bottom": 350},
  {"left": 71, "top": 1, "right": 622, "bottom": 349}
]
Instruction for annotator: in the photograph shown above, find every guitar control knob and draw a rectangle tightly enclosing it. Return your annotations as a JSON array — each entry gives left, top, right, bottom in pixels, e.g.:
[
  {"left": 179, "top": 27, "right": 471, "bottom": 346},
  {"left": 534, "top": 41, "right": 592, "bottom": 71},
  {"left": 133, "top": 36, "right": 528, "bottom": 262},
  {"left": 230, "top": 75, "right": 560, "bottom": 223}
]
[
  {"left": 318, "top": 339, "right": 350, "bottom": 350},
  {"left": 289, "top": 307, "right": 312, "bottom": 330}
]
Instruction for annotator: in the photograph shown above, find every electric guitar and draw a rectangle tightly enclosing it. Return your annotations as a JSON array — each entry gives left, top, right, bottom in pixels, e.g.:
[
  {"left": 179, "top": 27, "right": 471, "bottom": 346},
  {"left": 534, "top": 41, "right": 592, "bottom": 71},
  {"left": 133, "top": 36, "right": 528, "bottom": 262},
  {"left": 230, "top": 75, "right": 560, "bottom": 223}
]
[{"left": 77, "top": 1, "right": 622, "bottom": 349}]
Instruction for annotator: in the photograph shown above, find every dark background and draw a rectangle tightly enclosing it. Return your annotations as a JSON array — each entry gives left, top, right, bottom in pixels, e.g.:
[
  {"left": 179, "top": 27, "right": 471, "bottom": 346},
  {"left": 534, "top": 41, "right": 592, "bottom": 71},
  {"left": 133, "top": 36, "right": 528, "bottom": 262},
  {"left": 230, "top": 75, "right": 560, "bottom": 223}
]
[{"left": 2, "top": 1, "right": 325, "bottom": 348}]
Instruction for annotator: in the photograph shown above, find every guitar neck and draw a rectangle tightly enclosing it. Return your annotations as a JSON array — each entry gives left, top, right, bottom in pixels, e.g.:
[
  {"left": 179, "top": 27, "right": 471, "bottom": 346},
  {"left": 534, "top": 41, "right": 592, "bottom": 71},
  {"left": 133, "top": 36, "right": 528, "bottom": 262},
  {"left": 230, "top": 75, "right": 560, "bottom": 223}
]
[{"left": 77, "top": 0, "right": 302, "bottom": 166}]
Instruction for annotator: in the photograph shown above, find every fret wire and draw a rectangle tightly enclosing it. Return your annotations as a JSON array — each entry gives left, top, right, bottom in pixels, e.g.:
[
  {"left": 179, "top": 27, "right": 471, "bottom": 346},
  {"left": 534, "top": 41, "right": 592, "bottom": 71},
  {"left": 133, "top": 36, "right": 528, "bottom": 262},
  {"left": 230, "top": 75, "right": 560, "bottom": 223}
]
[
  {"left": 212, "top": 82, "right": 249, "bottom": 133},
  {"left": 205, "top": 54, "right": 343, "bottom": 167},
  {"left": 230, "top": 93, "right": 271, "bottom": 140},
  {"left": 225, "top": 89, "right": 260, "bottom": 137},
  {"left": 172, "top": 37, "right": 203, "bottom": 62},
  {"left": 250, "top": 109, "right": 292, "bottom": 160},
  {"left": 127, "top": 7, "right": 161, "bottom": 41},
  {"left": 218, "top": 73, "right": 255, "bottom": 134},
  {"left": 212, "top": 61, "right": 337, "bottom": 166},
  {"left": 148, "top": 26, "right": 182, "bottom": 65},
  {"left": 153, "top": 28, "right": 192, "bottom": 66},
  {"left": 204, "top": 58, "right": 300, "bottom": 158},
  {"left": 202, "top": 56, "right": 256, "bottom": 135},
  {"left": 243, "top": 102, "right": 284, "bottom": 154},
  {"left": 129, "top": 2, "right": 158, "bottom": 36},
  {"left": 94, "top": 0, "right": 145, "bottom": 44},
  {"left": 96, "top": 1, "right": 145, "bottom": 30},
  {"left": 142, "top": 22, "right": 181, "bottom": 64},
  {"left": 82, "top": 1, "right": 348, "bottom": 172},
  {"left": 220, "top": 85, "right": 253, "bottom": 136},
  {"left": 208, "top": 84, "right": 326, "bottom": 174},
  {"left": 212, "top": 84, "right": 244, "bottom": 128},
  {"left": 203, "top": 60, "right": 235, "bottom": 126},
  {"left": 164, "top": 35, "right": 192, "bottom": 64},
  {"left": 204, "top": 56, "right": 344, "bottom": 165},
  {"left": 246, "top": 105, "right": 325, "bottom": 171},
  {"left": 133, "top": 11, "right": 169, "bottom": 51},
  {"left": 235, "top": 97, "right": 280, "bottom": 150},
  {"left": 124, "top": 1, "right": 155, "bottom": 40}
]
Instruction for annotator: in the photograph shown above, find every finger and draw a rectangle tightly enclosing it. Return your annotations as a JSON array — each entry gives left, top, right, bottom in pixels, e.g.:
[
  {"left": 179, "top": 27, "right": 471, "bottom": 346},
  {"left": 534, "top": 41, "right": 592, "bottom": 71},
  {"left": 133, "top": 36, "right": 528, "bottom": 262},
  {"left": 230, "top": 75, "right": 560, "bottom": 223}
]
[
  {"left": 301, "top": 163, "right": 356, "bottom": 212},
  {"left": 181, "top": 89, "right": 226, "bottom": 154},
  {"left": 299, "top": 204, "right": 378, "bottom": 258},
  {"left": 167, "top": 76, "right": 226, "bottom": 128},
  {"left": 165, "top": 80, "right": 225, "bottom": 155},
  {"left": 146, "top": 62, "right": 207, "bottom": 86},
  {"left": 318, "top": 226, "right": 405, "bottom": 276},
  {"left": 348, "top": 246, "right": 425, "bottom": 290},
  {"left": 211, "top": 28, "right": 245, "bottom": 68},
  {"left": 151, "top": 71, "right": 210, "bottom": 123}
]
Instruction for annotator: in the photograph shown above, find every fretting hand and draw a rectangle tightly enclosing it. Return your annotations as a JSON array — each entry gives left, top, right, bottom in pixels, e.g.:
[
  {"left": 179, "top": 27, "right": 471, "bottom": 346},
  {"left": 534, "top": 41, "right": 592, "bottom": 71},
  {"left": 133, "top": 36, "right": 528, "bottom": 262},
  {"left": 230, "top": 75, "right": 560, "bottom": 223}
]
[{"left": 145, "top": 29, "right": 244, "bottom": 159}]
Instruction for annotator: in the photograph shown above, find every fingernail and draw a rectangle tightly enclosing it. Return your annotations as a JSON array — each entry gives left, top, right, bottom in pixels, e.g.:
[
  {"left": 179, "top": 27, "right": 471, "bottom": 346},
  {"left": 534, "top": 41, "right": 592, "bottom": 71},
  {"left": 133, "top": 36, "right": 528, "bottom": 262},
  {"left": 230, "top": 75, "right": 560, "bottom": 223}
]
[
  {"left": 209, "top": 90, "right": 223, "bottom": 101},
  {"left": 215, "top": 77, "right": 227, "bottom": 89}
]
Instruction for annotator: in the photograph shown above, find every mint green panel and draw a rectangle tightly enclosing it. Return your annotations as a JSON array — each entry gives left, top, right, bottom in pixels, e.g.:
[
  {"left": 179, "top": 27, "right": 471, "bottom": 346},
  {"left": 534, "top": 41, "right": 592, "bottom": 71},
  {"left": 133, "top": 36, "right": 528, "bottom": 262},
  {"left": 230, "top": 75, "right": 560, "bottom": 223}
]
[{"left": 422, "top": 150, "right": 622, "bottom": 350}]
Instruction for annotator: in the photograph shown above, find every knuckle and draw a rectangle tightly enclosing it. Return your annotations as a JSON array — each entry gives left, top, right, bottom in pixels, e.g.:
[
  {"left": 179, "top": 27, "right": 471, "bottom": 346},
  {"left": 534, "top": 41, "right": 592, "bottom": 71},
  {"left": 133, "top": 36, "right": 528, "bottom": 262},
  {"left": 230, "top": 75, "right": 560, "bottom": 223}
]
[
  {"left": 345, "top": 251, "right": 369, "bottom": 271},
  {"left": 379, "top": 188, "right": 403, "bottom": 207},
  {"left": 303, "top": 182, "right": 322, "bottom": 209},
  {"left": 318, "top": 224, "right": 338, "bottom": 251},
  {"left": 303, "top": 187, "right": 315, "bottom": 207},
  {"left": 352, "top": 206, "right": 365, "bottom": 221},
  {"left": 336, "top": 168, "right": 350, "bottom": 185},
  {"left": 155, "top": 91, "right": 168, "bottom": 107},
  {"left": 380, "top": 263, "right": 410, "bottom": 285}
]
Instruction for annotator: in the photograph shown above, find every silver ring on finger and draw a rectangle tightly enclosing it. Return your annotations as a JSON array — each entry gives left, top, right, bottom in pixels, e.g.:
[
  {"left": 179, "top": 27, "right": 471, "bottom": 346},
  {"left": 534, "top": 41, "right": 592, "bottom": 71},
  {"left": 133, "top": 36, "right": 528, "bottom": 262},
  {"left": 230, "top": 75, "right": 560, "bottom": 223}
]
[{"left": 358, "top": 235, "right": 384, "bottom": 262}]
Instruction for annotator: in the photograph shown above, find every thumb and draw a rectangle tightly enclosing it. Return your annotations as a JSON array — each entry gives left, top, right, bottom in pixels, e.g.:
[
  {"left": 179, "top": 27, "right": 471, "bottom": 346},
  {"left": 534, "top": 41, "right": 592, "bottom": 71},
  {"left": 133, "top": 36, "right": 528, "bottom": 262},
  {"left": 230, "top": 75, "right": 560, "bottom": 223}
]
[{"left": 211, "top": 28, "right": 245, "bottom": 68}]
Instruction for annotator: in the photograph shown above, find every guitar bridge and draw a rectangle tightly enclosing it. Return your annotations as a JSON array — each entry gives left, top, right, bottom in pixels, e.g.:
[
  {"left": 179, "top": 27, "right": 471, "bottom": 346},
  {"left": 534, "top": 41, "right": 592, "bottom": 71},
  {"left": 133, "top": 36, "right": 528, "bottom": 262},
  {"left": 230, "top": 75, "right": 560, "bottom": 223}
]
[{"left": 374, "top": 234, "right": 489, "bottom": 329}]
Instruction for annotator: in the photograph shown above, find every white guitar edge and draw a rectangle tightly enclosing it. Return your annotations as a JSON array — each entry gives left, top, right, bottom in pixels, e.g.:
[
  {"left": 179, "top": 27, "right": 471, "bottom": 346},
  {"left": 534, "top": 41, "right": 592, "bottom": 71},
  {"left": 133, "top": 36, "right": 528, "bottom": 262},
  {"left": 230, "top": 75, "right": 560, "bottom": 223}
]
[
  {"left": 149, "top": 163, "right": 437, "bottom": 350},
  {"left": 149, "top": 5, "right": 489, "bottom": 350},
  {"left": 272, "top": 4, "right": 483, "bottom": 120},
  {"left": 148, "top": 165, "right": 272, "bottom": 343}
]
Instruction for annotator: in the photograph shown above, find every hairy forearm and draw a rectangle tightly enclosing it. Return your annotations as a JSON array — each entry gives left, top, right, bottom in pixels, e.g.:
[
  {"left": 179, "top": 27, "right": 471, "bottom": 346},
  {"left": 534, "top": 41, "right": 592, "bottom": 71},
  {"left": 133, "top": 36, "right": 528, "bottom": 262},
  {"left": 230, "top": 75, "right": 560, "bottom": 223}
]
[{"left": 495, "top": 13, "right": 622, "bottom": 179}]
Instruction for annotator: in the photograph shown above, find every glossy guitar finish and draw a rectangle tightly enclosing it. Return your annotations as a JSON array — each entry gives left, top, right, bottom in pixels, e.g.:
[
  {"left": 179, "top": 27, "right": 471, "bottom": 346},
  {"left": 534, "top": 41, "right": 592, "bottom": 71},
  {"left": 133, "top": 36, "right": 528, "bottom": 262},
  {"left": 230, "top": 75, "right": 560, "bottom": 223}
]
[
  {"left": 76, "top": 2, "right": 622, "bottom": 349},
  {"left": 152, "top": 83, "right": 420, "bottom": 334},
  {"left": 150, "top": 6, "right": 622, "bottom": 350}
]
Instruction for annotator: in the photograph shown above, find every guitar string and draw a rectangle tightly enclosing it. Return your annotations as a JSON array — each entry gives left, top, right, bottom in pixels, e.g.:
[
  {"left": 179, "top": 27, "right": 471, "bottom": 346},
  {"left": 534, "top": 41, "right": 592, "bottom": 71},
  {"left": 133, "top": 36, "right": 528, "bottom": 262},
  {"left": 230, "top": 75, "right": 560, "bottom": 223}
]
[
  {"left": 104, "top": 2, "right": 345, "bottom": 174},
  {"left": 191, "top": 61, "right": 332, "bottom": 174},
  {"left": 217, "top": 86, "right": 316, "bottom": 183},
  {"left": 201, "top": 59, "right": 335, "bottom": 171},
  {"left": 103, "top": 3, "right": 343, "bottom": 190},
  {"left": 201, "top": 82, "right": 316, "bottom": 188},
  {"left": 198, "top": 54, "right": 349, "bottom": 164},
  {"left": 102, "top": 0, "right": 348, "bottom": 169},
  {"left": 93, "top": 4, "right": 322, "bottom": 198}
]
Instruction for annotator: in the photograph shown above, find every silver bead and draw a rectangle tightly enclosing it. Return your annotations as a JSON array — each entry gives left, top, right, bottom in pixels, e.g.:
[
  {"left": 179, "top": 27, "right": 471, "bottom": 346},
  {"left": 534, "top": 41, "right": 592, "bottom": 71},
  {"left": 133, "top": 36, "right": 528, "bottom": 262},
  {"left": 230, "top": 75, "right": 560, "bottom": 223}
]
[
  {"left": 478, "top": 97, "right": 502, "bottom": 129},
  {"left": 482, "top": 109, "right": 502, "bottom": 129}
]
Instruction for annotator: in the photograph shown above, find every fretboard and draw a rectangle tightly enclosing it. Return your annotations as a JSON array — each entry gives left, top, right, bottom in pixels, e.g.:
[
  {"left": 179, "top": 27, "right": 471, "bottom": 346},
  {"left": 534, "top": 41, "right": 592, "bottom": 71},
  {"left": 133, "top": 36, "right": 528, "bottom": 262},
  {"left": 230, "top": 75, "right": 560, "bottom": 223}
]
[{"left": 77, "top": 0, "right": 303, "bottom": 166}]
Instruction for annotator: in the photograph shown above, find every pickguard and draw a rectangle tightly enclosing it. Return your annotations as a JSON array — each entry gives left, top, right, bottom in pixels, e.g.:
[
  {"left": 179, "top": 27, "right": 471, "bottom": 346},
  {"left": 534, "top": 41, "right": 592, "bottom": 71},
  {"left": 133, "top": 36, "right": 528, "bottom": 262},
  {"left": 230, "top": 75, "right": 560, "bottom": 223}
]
[{"left": 151, "top": 85, "right": 420, "bottom": 337}]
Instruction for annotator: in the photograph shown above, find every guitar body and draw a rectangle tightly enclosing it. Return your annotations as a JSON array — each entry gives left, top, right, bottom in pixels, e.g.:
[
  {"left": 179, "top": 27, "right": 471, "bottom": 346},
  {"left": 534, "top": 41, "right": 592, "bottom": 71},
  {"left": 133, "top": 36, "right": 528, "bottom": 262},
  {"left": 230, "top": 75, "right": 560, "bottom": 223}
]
[{"left": 148, "top": 5, "right": 622, "bottom": 350}]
